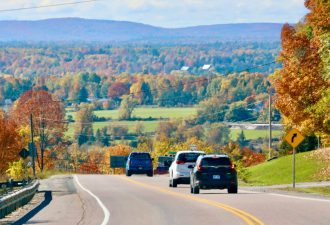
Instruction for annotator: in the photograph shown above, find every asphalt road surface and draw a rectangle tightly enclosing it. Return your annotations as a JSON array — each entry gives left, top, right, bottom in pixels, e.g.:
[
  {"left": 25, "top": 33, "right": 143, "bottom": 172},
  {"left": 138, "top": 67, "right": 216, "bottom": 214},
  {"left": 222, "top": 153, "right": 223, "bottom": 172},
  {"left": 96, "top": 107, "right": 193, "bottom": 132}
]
[{"left": 21, "top": 175, "right": 330, "bottom": 225}]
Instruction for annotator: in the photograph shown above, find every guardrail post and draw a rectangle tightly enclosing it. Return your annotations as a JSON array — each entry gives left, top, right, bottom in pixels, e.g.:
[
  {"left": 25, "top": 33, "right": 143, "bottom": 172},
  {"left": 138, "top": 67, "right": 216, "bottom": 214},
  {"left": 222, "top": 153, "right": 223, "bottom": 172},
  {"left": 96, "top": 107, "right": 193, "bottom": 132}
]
[{"left": 9, "top": 178, "right": 13, "bottom": 190}]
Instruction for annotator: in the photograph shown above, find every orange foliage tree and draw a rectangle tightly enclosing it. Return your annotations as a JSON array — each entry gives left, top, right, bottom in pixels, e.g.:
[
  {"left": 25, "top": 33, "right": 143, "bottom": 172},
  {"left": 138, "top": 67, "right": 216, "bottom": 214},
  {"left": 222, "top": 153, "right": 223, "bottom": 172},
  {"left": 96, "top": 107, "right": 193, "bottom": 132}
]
[
  {"left": 0, "top": 110, "right": 23, "bottom": 174},
  {"left": 10, "top": 90, "right": 68, "bottom": 172},
  {"left": 241, "top": 147, "right": 265, "bottom": 167}
]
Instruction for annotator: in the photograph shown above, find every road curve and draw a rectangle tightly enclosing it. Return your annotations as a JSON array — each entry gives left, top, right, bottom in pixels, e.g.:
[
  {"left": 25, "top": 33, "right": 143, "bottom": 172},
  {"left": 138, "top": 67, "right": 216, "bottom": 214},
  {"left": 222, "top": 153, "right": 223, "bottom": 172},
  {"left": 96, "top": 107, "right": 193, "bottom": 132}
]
[{"left": 74, "top": 175, "right": 330, "bottom": 225}]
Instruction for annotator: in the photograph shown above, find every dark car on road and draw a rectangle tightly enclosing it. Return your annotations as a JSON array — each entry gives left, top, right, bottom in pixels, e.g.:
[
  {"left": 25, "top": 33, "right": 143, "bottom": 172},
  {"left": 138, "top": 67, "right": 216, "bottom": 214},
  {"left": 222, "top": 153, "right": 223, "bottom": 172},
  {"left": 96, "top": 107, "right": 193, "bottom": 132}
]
[
  {"left": 125, "top": 152, "right": 154, "bottom": 177},
  {"left": 190, "top": 154, "right": 237, "bottom": 194}
]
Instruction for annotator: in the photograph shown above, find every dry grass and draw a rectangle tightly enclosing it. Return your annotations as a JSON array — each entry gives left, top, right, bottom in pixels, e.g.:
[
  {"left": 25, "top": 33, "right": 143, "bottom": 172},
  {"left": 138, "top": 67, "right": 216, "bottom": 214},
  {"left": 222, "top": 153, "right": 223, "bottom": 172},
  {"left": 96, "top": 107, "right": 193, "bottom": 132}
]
[
  {"left": 305, "top": 148, "right": 330, "bottom": 180},
  {"left": 0, "top": 174, "right": 10, "bottom": 183}
]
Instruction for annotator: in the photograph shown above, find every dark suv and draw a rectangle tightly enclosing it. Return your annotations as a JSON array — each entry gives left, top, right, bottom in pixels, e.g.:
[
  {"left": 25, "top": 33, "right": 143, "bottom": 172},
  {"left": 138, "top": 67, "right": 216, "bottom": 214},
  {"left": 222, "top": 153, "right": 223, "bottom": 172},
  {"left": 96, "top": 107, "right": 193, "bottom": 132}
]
[
  {"left": 190, "top": 155, "right": 237, "bottom": 194},
  {"left": 125, "top": 152, "right": 154, "bottom": 177}
]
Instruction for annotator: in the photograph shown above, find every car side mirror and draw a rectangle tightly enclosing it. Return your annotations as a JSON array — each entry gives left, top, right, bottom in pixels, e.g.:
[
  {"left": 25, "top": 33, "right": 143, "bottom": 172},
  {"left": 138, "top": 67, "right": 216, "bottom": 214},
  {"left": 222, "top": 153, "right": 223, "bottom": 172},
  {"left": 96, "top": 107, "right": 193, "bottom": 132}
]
[
  {"left": 234, "top": 164, "right": 237, "bottom": 168},
  {"left": 124, "top": 157, "right": 128, "bottom": 160},
  {"left": 152, "top": 158, "right": 154, "bottom": 161}
]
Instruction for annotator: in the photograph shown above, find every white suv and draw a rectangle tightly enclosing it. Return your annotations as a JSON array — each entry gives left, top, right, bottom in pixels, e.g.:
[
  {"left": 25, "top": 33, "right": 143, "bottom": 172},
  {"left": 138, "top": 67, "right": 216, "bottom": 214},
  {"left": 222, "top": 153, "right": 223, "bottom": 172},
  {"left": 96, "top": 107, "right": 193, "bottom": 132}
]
[{"left": 169, "top": 151, "right": 205, "bottom": 187}]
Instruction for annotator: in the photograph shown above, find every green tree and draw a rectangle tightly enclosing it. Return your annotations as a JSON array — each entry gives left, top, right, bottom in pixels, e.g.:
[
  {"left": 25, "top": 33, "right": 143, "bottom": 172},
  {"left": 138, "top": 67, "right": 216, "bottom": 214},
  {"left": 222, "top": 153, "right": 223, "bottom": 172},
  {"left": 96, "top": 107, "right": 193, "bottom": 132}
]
[
  {"left": 118, "top": 95, "right": 138, "bottom": 120},
  {"left": 236, "top": 130, "right": 247, "bottom": 148}
]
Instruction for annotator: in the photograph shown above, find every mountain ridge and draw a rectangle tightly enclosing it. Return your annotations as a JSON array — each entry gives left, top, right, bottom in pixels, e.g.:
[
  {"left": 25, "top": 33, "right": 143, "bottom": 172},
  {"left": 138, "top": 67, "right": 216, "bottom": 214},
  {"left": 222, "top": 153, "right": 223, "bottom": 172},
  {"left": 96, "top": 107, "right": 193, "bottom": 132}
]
[{"left": 0, "top": 18, "right": 283, "bottom": 42}]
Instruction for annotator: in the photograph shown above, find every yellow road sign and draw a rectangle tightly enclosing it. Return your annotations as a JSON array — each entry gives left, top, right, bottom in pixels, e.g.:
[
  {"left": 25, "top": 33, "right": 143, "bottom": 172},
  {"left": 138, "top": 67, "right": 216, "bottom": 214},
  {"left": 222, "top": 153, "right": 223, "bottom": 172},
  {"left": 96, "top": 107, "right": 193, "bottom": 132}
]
[{"left": 284, "top": 128, "right": 305, "bottom": 148}]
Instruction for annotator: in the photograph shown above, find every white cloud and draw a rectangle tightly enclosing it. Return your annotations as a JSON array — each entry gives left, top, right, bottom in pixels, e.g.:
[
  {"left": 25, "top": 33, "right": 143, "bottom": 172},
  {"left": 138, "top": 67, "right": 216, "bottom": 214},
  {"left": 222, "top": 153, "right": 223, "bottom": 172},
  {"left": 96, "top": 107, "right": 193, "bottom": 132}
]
[{"left": 0, "top": 0, "right": 310, "bottom": 27}]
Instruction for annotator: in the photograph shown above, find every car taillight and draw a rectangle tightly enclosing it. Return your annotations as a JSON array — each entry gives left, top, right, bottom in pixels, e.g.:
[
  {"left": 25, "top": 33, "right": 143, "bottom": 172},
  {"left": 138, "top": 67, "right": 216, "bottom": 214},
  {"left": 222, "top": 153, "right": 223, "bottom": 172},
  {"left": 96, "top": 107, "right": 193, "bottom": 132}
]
[
  {"left": 151, "top": 161, "right": 153, "bottom": 165},
  {"left": 197, "top": 161, "right": 204, "bottom": 170},
  {"left": 176, "top": 160, "right": 185, "bottom": 164},
  {"left": 128, "top": 160, "right": 130, "bottom": 166},
  {"left": 230, "top": 163, "right": 236, "bottom": 172}
]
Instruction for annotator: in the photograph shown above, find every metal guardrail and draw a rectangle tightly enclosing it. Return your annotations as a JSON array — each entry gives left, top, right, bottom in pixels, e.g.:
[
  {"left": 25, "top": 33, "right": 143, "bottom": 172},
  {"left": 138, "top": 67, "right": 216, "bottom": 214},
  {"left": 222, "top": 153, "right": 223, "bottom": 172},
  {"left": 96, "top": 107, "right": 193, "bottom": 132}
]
[{"left": 0, "top": 179, "right": 39, "bottom": 219}]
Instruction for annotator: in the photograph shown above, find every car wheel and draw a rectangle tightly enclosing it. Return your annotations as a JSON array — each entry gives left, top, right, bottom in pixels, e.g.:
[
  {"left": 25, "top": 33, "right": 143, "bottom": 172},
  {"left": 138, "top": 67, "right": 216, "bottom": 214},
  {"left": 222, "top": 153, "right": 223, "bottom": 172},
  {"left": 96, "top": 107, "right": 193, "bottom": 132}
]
[
  {"left": 147, "top": 172, "right": 153, "bottom": 177},
  {"left": 169, "top": 179, "right": 173, "bottom": 187},
  {"left": 190, "top": 185, "right": 193, "bottom": 194},
  {"left": 228, "top": 186, "right": 238, "bottom": 194},
  {"left": 126, "top": 170, "right": 131, "bottom": 177},
  {"left": 193, "top": 186, "right": 199, "bottom": 194},
  {"left": 172, "top": 179, "right": 177, "bottom": 187}
]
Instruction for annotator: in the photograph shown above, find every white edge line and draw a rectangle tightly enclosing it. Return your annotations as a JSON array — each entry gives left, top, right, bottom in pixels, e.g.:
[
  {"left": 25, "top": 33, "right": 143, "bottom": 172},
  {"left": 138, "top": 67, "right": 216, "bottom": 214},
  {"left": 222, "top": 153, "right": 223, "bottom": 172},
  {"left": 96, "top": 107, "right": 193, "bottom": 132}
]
[
  {"left": 240, "top": 188, "right": 330, "bottom": 203},
  {"left": 268, "top": 193, "right": 330, "bottom": 203},
  {"left": 74, "top": 175, "right": 110, "bottom": 225}
]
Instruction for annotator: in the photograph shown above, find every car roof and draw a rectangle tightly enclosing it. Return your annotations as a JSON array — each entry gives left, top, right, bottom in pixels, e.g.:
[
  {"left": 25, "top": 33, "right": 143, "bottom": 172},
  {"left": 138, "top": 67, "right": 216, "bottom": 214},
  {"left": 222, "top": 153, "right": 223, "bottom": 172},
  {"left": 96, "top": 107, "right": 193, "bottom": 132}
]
[
  {"left": 130, "top": 152, "right": 150, "bottom": 154},
  {"left": 176, "top": 151, "right": 205, "bottom": 154},
  {"left": 201, "top": 154, "right": 229, "bottom": 158}
]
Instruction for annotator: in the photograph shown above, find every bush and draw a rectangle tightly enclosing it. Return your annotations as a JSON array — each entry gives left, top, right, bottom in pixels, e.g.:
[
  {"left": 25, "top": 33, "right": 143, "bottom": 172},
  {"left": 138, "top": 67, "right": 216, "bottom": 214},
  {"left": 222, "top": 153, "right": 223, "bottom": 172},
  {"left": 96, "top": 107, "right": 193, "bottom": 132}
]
[
  {"left": 234, "top": 160, "right": 251, "bottom": 182},
  {"left": 6, "top": 158, "right": 25, "bottom": 179}
]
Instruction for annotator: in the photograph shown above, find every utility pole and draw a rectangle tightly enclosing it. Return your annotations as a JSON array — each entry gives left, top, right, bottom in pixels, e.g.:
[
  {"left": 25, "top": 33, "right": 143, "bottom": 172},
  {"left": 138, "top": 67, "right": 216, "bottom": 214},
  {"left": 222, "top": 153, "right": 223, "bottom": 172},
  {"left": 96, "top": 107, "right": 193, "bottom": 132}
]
[
  {"left": 269, "top": 93, "right": 272, "bottom": 160},
  {"left": 30, "top": 114, "right": 36, "bottom": 178}
]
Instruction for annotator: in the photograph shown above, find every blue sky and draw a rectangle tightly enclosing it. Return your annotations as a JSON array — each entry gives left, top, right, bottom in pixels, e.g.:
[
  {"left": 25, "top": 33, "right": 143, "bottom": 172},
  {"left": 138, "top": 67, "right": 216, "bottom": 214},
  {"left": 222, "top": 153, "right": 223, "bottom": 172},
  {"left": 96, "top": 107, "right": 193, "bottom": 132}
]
[{"left": 0, "top": 0, "right": 309, "bottom": 28}]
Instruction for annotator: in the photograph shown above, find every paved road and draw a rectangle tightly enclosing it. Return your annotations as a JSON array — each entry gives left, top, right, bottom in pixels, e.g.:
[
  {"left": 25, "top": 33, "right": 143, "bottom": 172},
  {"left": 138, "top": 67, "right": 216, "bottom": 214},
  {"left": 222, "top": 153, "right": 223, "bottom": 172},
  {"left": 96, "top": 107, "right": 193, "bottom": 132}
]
[{"left": 20, "top": 175, "right": 330, "bottom": 225}]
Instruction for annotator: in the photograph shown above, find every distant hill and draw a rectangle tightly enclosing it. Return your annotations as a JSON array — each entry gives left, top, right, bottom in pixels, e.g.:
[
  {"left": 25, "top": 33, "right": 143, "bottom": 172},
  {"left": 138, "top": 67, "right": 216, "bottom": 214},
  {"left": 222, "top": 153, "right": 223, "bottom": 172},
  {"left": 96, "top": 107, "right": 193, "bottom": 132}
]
[{"left": 0, "top": 18, "right": 283, "bottom": 42}]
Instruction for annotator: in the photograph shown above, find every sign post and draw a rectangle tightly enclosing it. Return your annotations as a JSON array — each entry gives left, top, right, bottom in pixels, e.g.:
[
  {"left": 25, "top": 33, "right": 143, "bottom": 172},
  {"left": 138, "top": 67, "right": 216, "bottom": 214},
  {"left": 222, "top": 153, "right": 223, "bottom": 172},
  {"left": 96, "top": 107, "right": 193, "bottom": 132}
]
[
  {"left": 284, "top": 128, "right": 305, "bottom": 188},
  {"left": 190, "top": 145, "right": 197, "bottom": 151},
  {"left": 19, "top": 148, "right": 30, "bottom": 178}
]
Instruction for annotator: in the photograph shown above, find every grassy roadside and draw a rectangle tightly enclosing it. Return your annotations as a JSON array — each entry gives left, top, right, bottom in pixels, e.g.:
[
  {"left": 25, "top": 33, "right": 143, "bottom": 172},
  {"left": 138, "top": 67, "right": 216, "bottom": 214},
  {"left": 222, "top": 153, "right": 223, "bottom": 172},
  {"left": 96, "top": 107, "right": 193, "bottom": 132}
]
[
  {"left": 35, "top": 170, "right": 73, "bottom": 180},
  {"left": 243, "top": 150, "right": 330, "bottom": 186}
]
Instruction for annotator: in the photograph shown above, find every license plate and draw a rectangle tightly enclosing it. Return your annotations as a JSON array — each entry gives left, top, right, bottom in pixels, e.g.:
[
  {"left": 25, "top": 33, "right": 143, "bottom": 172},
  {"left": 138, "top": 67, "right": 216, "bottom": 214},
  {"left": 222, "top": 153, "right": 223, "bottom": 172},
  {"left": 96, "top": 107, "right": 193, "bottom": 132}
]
[
  {"left": 213, "top": 175, "right": 220, "bottom": 179},
  {"left": 138, "top": 166, "right": 143, "bottom": 170}
]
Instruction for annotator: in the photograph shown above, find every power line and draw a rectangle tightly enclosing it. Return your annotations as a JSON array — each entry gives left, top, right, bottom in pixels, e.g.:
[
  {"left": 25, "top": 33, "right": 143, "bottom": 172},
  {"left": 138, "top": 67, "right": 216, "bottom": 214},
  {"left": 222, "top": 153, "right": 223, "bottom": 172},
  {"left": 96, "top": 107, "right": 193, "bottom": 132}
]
[{"left": 0, "top": 0, "right": 101, "bottom": 13}]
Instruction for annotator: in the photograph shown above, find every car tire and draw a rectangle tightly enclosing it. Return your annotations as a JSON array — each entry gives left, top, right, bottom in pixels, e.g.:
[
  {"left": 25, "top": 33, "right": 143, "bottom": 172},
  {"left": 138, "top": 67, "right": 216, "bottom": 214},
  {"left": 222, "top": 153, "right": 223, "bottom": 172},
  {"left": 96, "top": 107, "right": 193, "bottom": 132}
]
[
  {"left": 172, "top": 179, "right": 177, "bottom": 188},
  {"left": 169, "top": 179, "right": 173, "bottom": 187},
  {"left": 193, "top": 186, "right": 199, "bottom": 194},
  {"left": 228, "top": 186, "right": 238, "bottom": 194},
  {"left": 126, "top": 170, "right": 132, "bottom": 177},
  {"left": 190, "top": 185, "right": 193, "bottom": 194},
  {"left": 147, "top": 172, "right": 153, "bottom": 177}
]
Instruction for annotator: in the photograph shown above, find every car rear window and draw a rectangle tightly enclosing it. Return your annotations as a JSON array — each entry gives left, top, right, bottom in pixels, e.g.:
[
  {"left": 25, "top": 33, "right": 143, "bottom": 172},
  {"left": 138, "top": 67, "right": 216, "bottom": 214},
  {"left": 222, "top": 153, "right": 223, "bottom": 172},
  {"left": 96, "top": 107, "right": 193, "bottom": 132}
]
[
  {"left": 178, "top": 153, "right": 204, "bottom": 162},
  {"left": 131, "top": 153, "right": 150, "bottom": 159},
  {"left": 201, "top": 157, "right": 231, "bottom": 166}
]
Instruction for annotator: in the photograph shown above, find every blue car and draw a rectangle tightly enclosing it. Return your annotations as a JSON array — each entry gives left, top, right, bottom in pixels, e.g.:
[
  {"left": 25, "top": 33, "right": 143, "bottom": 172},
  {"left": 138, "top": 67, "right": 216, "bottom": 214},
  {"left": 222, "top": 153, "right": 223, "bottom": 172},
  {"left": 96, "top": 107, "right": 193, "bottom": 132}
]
[{"left": 125, "top": 152, "right": 154, "bottom": 177}]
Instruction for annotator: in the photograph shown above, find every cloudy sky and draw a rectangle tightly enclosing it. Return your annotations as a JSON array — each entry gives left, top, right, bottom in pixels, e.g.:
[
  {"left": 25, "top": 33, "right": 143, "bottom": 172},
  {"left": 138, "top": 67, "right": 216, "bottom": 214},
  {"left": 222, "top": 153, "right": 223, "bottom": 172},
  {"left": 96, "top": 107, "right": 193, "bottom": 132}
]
[{"left": 0, "top": 0, "right": 309, "bottom": 28}]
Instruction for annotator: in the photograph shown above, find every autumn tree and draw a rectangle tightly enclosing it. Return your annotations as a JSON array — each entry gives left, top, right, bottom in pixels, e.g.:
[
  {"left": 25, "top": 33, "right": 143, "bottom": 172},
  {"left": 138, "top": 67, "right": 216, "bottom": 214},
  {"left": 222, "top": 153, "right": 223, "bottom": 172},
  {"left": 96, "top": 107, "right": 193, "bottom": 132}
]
[
  {"left": 207, "top": 123, "right": 230, "bottom": 147},
  {"left": 10, "top": 90, "right": 68, "bottom": 172},
  {"left": 132, "top": 121, "right": 145, "bottom": 135},
  {"left": 69, "top": 143, "right": 88, "bottom": 172},
  {"left": 74, "top": 106, "right": 94, "bottom": 146},
  {"left": 118, "top": 95, "right": 138, "bottom": 120},
  {"left": 155, "top": 121, "right": 174, "bottom": 139},
  {"left": 0, "top": 110, "right": 22, "bottom": 174},
  {"left": 107, "top": 82, "right": 130, "bottom": 101},
  {"left": 186, "top": 125, "right": 205, "bottom": 140}
]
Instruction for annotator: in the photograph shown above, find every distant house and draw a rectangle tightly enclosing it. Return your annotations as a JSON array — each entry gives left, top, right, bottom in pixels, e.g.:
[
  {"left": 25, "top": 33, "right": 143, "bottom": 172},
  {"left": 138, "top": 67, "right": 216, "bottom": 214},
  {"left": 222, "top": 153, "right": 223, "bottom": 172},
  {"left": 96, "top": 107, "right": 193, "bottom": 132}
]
[
  {"left": 255, "top": 104, "right": 264, "bottom": 112},
  {"left": 202, "top": 65, "right": 211, "bottom": 70},
  {"left": 181, "top": 66, "right": 190, "bottom": 71}
]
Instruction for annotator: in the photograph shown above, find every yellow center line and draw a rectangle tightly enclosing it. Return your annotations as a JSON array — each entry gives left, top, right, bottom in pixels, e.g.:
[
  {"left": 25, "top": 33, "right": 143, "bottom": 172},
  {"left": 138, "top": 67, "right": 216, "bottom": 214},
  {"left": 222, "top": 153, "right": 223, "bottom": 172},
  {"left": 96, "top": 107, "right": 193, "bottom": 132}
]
[{"left": 119, "top": 176, "right": 264, "bottom": 225}]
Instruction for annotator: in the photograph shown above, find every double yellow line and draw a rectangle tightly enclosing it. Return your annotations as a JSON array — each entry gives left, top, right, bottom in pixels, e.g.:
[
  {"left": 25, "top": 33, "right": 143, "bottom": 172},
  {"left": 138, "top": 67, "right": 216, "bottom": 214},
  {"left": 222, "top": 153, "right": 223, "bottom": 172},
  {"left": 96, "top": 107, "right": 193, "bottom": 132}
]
[{"left": 120, "top": 176, "right": 264, "bottom": 225}]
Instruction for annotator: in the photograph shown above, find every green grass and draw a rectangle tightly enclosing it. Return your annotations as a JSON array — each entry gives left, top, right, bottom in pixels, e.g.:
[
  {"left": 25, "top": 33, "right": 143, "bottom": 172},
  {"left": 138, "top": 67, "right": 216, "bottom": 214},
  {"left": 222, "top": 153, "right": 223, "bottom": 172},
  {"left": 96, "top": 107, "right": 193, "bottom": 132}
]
[
  {"left": 274, "top": 186, "right": 330, "bottom": 197},
  {"left": 65, "top": 120, "right": 161, "bottom": 137},
  {"left": 245, "top": 151, "right": 330, "bottom": 186},
  {"left": 66, "top": 107, "right": 196, "bottom": 120},
  {"left": 230, "top": 129, "right": 282, "bottom": 140}
]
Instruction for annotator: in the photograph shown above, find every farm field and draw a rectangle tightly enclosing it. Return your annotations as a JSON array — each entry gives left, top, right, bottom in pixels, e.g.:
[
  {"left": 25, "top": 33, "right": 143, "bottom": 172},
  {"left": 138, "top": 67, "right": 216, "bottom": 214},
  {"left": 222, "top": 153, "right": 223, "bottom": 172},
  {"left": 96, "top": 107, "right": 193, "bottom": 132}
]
[
  {"left": 65, "top": 120, "right": 160, "bottom": 137},
  {"left": 230, "top": 129, "right": 282, "bottom": 140},
  {"left": 66, "top": 107, "right": 196, "bottom": 120}
]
